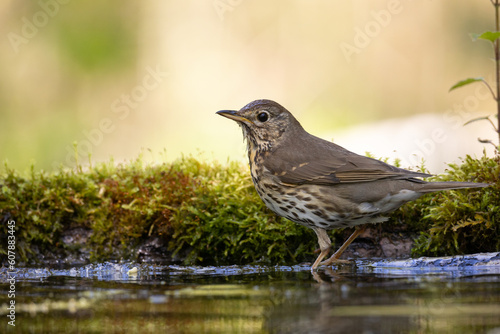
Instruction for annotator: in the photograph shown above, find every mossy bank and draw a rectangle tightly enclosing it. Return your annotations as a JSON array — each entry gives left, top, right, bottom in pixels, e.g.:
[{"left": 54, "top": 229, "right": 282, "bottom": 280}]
[{"left": 1, "top": 154, "right": 499, "bottom": 267}]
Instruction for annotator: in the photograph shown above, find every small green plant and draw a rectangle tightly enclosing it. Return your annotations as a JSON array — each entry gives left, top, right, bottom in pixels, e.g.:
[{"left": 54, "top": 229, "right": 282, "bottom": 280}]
[{"left": 449, "top": 0, "right": 500, "bottom": 149}]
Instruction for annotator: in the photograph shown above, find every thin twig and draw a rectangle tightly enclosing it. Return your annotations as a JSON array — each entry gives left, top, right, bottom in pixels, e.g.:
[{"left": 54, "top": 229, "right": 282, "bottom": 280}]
[
  {"left": 478, "top": 137, "right": 498, "bottom": 148},
  {"left": 487, "top": 115, "right": 499, "bottom": 131},
  {"left": 480, "top": 78, "right": 497, "bottom": 100}
]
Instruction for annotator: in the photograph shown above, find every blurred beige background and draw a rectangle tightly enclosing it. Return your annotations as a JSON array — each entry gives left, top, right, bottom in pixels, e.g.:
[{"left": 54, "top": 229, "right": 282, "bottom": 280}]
[{"left": 1, "top": 0, "right": 497, "bottom": 173}]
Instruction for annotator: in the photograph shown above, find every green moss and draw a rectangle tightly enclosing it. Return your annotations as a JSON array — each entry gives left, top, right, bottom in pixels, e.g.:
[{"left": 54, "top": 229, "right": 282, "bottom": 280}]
[
  {"left": 166, "top": 158, "right": 315, "bottom": 265},
  {"left": 0, "top": 156, "right": 315, "bottom": 266},
  {"left": 0, "top": 153, "right": 498, "bottom": 266},
  {"left": 407, "top": 153, "right": 500, "bottom": 257}
]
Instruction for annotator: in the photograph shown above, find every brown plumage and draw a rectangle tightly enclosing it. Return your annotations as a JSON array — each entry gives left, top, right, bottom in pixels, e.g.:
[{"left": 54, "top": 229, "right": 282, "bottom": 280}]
[{"left": 217, "top": 99, "right": 489, "bottom": 270}]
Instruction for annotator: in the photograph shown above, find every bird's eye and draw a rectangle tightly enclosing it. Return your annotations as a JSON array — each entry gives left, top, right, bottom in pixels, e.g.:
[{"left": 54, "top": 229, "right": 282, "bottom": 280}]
[{"left": 257, "top": 112, "right": 269, "bottom": 122}]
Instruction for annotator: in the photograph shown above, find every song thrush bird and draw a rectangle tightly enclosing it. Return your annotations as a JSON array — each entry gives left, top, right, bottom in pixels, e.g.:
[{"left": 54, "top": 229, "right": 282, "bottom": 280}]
[{"left": 216, "top": 99, "right": 489, "bottom": 271}]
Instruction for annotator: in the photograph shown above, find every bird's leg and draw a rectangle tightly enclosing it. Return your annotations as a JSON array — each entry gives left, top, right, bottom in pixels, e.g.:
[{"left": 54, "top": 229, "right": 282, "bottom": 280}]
[
  {"left": 310, "top": 227, "right": 332, "bottom": 271},
  {"left": 320, "top": 225, "right": 367, "bottom": 266}
]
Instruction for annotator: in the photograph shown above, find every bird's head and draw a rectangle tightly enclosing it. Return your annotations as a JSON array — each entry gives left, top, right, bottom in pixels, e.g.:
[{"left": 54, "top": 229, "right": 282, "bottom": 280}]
[{"left": 217, "top": 99, "right": 301, "bottom": 152}]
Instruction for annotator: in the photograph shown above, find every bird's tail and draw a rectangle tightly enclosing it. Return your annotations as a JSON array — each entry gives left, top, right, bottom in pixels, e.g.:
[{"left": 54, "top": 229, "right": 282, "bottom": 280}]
[{"left": 416, "top": 181, "right": 490, "bottom": 193}]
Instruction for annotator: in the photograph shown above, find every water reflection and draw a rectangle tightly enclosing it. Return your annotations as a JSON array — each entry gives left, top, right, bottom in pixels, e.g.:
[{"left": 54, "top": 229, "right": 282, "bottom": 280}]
[
  {"left": 0, "top": 259, "right": 499, "bottom": 333},
  {"left": 271, "top": 265, "right": 500, "bottom": 333}
]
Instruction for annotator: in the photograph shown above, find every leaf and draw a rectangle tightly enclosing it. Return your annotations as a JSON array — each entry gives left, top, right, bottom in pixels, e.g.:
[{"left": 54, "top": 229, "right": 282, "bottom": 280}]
[
  {"left": 449, "top": 77, "right": 485, "bottom": 92},
  {"left": 470, "top": 31, "right": 500, "bottom": 43}
]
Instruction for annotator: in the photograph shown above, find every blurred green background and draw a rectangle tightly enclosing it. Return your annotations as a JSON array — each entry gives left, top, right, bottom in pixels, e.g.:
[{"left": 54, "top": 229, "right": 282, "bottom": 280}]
[{"left": 1, "top": 1, "right": 497, "bottom": 173}]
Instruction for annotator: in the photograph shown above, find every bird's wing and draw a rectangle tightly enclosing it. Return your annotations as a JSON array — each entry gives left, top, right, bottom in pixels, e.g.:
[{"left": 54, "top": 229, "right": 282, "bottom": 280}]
[{"left": 265, "top": 138, "right": 430, "bottom": 185}]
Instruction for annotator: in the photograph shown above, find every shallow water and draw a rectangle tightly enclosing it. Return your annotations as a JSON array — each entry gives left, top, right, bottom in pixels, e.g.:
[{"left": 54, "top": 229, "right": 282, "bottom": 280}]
[{"left": 1, "top": 255, "right": 500, "bottom": 333}]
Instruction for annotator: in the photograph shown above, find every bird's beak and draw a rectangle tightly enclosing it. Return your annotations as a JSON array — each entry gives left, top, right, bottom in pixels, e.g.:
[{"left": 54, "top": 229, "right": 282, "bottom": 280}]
[{"left": 216, "top": 110, "right": 254, "bottom": 125}]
